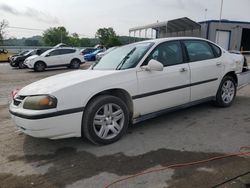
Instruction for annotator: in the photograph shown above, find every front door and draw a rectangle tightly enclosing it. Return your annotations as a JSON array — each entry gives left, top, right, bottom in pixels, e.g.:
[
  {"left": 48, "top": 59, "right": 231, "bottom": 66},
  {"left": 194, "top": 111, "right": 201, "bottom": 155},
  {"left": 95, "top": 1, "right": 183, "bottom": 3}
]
[
  {"left": 134, "top": 41, "right": 191, "bottom": 116},
  {"left": 46, "top": 49, "right": 62, "bottom": 66}
]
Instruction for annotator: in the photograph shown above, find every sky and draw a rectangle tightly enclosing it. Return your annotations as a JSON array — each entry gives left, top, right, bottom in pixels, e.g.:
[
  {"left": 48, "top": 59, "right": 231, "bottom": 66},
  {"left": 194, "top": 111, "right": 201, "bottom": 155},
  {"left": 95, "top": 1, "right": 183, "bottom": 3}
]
[{"left": 0, "top": 0, "right": 250, "bottom": 39}]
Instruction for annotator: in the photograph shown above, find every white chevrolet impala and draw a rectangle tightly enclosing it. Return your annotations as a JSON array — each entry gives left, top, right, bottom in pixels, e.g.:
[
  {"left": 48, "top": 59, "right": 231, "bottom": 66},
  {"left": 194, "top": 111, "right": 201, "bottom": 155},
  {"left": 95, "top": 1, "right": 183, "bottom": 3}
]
[{"left": 9, "top": 37, "right": 250, "bottom": 145}]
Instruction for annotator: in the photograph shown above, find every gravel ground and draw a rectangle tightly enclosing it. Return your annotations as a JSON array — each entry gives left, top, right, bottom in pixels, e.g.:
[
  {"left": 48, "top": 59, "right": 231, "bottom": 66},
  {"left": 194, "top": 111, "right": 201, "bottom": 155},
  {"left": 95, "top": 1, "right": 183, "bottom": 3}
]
[{"left": 0, "top": 62, "right": 250, "bottom": 188}]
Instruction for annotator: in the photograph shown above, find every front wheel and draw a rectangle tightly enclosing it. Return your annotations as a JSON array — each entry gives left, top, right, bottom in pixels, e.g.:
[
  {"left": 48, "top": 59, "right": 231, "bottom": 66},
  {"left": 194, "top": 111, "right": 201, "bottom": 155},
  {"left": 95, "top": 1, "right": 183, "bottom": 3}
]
[
  {"left": 82, "top": 95, "right": 129, "bottom": 145},
  {"left": 214, "top": 76, "right": 237, "bottom": 107},
  {"left": 18, "top": 61, "right": 26, "bottom": 69},
  {"left": 34, "top": 61, "right": 46, "bottom": 72}
]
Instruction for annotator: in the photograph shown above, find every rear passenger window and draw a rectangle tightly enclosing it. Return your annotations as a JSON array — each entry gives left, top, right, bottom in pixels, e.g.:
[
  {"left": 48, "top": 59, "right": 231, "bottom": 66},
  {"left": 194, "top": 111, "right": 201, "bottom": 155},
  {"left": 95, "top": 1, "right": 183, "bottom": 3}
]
[
  {"left": 145, "top": 41, "right": 183, "bottom": 66},
  {"left": 184, "top": 40, "right": 215, "bottom": 62},
  {"left": 60, "top": 49, "right": 76, "bottom": 54},
  {"left": 210, "top": 43, "right": 222, "bottom": 57}
]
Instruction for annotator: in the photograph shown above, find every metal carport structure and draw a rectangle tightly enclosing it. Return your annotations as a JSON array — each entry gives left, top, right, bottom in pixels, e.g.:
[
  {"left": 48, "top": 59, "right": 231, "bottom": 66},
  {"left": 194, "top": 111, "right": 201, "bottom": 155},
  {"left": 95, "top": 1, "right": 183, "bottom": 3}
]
[{"left": 129, "top": 17, "right": 201, "bottom": 39}]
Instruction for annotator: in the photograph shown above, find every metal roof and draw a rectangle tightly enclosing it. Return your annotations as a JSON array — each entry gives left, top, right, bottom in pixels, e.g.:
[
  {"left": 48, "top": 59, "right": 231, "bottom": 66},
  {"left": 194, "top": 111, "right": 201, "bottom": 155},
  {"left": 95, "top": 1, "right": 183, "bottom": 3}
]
[
  {"left": 199, "top": 19, "right": 250, "bottom": 25},
  {"left": 129, "top": 17, "right": 201, "bottom": 32}
]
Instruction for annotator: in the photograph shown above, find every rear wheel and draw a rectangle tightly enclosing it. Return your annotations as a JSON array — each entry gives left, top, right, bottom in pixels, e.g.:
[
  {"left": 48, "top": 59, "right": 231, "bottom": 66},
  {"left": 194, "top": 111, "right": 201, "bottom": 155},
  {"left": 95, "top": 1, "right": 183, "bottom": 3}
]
[
  {"left": 34, "top": 61, "right": 46, "bottom": 72},
  {"left": 214, "top": 76, "right": 236, "bottom": 107},
  {"left": 70, "top": 59, "right": 80, "bottom": 69},
  {"left": 82, "top": 95, "right": 129, "bottom": 145}
]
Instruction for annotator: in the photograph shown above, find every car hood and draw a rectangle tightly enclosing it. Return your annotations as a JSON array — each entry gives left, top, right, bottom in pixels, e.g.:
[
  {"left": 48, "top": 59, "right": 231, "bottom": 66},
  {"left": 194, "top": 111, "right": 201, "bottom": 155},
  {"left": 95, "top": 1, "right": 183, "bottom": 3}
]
[
  {"left": 84, "top": 54, "right": 92, "bottom": 57},
  {"left": 18, "top": 69, "right": 117, "bottom": 96}
]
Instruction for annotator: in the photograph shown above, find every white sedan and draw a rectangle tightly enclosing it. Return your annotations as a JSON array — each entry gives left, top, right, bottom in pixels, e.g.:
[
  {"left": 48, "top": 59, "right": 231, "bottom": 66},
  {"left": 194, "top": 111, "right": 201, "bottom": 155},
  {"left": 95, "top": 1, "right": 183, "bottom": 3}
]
[
  {"left": 24, "top": 47, "right": 85, "bottom": 71},
  {"left": 9, "top": 37, "right": 250, "bottom": 145}
]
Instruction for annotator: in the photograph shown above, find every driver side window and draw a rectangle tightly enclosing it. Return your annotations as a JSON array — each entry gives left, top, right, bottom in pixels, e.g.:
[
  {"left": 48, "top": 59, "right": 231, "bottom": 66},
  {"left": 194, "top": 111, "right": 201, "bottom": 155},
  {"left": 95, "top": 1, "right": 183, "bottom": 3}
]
[
  {"left": 144, "top": 41, "right": 183, "bottom": 67},
  {"left": 49, "top": 50, "right": 60, "bottom": 56}
]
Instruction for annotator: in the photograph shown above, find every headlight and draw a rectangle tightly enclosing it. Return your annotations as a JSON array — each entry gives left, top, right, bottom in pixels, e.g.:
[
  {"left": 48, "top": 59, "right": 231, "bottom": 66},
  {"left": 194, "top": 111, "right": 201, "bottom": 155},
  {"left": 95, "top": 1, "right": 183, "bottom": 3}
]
[{"left": 23, "top": 95, "right": 57, "bottom": 110}]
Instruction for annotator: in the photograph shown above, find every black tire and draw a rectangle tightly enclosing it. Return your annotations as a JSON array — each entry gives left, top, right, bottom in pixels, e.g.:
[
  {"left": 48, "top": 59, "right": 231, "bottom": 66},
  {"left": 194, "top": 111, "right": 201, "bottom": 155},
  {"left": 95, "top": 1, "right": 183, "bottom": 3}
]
[
  {"left": 18, "top": 61, "right": 26, "bottom": 69},
  {"left": 82, "top": 95, "right": 129, "bottom": 145},
  {"left": 214, "top": 76, "right": 237, "bottom": 107},
  {"left": 70, "top": 59, "right": 80, "bottom": 69},
  {"left": 34, "top": 61, "right": 46, "bottom": 72}
]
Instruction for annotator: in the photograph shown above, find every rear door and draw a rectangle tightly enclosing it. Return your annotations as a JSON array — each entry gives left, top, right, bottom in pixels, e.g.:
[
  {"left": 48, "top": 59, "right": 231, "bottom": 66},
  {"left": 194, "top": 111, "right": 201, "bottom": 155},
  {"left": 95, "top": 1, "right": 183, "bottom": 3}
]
[
  {"left": 59, "top": 49, "right": 76, "bottom": 64},
  {"left": 183, "top": 40, "right": 224, "bottom": 101}
]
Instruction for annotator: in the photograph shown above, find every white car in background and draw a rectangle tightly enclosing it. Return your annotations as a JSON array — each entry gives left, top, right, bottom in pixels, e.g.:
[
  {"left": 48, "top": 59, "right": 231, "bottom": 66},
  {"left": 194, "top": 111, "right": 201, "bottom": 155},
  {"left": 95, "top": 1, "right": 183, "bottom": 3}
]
[
  {"left": 9, "top": 37, "right": 250, "bottom": 145},
  {"left": 24, "top": 48, "right": 85, "bottom": 71}
]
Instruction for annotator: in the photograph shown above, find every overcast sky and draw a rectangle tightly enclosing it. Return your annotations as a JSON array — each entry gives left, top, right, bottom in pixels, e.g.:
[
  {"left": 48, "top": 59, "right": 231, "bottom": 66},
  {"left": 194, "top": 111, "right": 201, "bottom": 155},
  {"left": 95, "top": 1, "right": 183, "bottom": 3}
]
[{"left": 0, "top": 0, "right": 250, "bottom": 39}]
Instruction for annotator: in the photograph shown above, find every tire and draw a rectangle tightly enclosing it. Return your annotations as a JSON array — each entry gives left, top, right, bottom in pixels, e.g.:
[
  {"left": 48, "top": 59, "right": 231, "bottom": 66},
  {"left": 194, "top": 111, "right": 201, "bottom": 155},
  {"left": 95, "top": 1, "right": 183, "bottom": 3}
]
[
  {"left": 70, "top": 59, "right": 80, "bottom": 69},
  {"left": 82, "top": 95, "right": 129, "bottom": 145},
  {"left": 18, "top": 61, "right": 26, "bottom": 69},
  {"left": 34, "top": 61, "right": 46, "bottom": 72},
  {"left": 214, "top": 76, "right": 237, "bottom": 107}
]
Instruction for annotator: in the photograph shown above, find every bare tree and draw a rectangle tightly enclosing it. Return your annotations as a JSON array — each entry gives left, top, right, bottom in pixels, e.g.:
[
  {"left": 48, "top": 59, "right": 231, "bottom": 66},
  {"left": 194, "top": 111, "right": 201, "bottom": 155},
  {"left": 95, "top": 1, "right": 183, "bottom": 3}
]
[{"left": 0, "top": 20, "right": 8, "bottom": 45}]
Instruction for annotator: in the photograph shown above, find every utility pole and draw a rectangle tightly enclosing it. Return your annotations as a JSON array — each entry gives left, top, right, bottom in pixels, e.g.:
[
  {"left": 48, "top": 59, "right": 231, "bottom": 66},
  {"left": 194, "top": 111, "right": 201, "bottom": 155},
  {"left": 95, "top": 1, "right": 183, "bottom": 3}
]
[
  {"left": 204, "top": 8, "right": 208, "bottom": 21},
  {"left": 60, "top": 30, "right": 62, "bottom": 43},
  {"left": 217, "top": 0, "right": 224, "bottom": 43}
]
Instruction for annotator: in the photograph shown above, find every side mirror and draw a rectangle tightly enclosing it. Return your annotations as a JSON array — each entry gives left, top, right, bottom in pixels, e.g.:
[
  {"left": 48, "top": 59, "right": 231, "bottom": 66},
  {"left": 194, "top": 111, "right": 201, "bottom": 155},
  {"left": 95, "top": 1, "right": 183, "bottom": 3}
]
[
  {"left": 45, "top": 54, "right": 50, "bottom": 57},
  {"left": 141, "top": 59, "right": 163, "bottom": 71}
]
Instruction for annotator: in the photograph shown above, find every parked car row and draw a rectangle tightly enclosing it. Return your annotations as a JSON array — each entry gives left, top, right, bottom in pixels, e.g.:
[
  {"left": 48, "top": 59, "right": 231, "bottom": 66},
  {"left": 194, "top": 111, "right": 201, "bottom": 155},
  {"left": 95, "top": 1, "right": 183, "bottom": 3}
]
[
  {"left": 7, "top": 44, "right": 118, "bottom": 72},
  {"left": 9, "top": 48, "right": 50, "bottom": 69},
  {"left": 24, "top": 48, "right": 85, "bottom": 72}
]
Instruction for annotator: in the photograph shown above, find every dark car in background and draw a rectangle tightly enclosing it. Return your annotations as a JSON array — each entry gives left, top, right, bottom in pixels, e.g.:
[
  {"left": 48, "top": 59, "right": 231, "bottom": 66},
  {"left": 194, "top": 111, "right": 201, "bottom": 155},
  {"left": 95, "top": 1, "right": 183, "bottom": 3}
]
[
  {"left": 80, "top": 48, "right": 96, "bottom": 55},
  {"left": 9, "top": 48, "right": 50, "bottom": 69},
  {"left": 8, "top": 50, "right": 29, "bottom": 62}
]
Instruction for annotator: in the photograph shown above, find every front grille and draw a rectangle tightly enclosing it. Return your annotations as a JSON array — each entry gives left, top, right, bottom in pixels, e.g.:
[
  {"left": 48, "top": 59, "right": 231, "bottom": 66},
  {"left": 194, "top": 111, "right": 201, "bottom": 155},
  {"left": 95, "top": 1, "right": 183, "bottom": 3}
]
[{"left": 13, "top": 96, "right": 26, "bottom": 106}]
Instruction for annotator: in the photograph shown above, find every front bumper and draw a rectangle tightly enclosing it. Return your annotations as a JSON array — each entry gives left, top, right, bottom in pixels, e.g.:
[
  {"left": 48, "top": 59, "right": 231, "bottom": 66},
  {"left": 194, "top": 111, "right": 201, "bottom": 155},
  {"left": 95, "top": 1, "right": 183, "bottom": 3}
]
[
  {"left": 9, "top": 60, "right": 18, "bottom": 67},
  {"left": 9, "top": 105, "right": 84, "bottom": 139}
]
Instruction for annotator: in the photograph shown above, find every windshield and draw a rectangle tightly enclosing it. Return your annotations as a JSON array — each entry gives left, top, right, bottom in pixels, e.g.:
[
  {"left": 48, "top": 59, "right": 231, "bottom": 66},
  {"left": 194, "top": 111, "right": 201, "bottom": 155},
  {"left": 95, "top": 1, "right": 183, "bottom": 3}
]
[
  {"left": 19, "top": 50, "right": 29, "bottom": 56},
  {"left": 23, "top": 50, "right": 33, "bottom": 56},
  {"left": 92, "top": 42, "right": 153, "bottom": 70},
  {"left": 40, "top": 49, "right": 54, "bottom": 56}
]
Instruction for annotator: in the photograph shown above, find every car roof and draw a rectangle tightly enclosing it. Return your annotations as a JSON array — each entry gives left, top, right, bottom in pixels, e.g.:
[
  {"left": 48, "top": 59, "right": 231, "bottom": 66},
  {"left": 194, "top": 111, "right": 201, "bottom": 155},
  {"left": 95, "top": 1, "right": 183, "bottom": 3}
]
[{"left": 135, "top": 37, "right": 213, "bottom": 45}]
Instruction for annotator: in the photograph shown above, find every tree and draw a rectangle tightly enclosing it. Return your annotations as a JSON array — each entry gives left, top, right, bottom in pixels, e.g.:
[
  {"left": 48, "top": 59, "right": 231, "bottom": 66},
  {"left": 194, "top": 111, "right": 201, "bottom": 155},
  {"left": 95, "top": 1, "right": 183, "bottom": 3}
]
[
  {"left": 43, "top": 26, "right": 69, "bottom": 46},
  {"left": 0, "top": 20, "right": 8, "bottom": 45},
  {"left": 68, "top": 33, "right": 81, "bottom": 47},
  {"left": 24, "top": 39, "right": 40, "bottom": 46},
  {"left": 95, "top": 27, "right": 121, "bottom": 47},
  {"left": 80, "top": 38, "right": 91, "bottom": 47}
]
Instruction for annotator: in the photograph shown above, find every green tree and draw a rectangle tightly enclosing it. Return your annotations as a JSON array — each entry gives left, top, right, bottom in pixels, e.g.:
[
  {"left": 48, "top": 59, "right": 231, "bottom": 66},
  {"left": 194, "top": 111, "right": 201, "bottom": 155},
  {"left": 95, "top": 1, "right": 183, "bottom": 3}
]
[
  {"left": 43, "top": 26, "right": 69, "bottom": 46},
  {"left": 24, "top": 39, "right": 40, "bottom": 46},
  {"left": 80, "top": 38, "right": 91, "bottom": 47},
  {"left": 68, "top": 33, "right": 81, "bottom": 47},
  {"left": 0, "top": 20, "right": 8, "bottom": 45},
  {"left": 95, "top": 27, "right": 121, "bottom": 47}
]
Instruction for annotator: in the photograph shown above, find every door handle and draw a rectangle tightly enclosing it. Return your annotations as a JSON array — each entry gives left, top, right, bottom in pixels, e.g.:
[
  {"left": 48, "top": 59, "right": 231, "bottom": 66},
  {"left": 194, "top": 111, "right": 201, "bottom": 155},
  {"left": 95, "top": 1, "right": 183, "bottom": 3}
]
[
  {"left": 179, "top": 67, "right": 188, "bottom": 72},
  {"left": 216, "top": 62, "right": 222, "bottom": 66}
]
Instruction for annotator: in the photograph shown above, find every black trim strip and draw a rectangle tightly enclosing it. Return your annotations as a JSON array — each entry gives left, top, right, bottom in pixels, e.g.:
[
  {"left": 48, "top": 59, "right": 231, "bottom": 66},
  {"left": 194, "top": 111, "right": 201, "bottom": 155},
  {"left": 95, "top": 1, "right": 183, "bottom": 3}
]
[
  {"left": 133, "top": 97, "right": 215, "bottom": 124},
  {"left": 9, "top": 107, "right": 84, "bottom": 120},
  {"left": 132, "top": 78, "right": 218, "bottom": 100}
]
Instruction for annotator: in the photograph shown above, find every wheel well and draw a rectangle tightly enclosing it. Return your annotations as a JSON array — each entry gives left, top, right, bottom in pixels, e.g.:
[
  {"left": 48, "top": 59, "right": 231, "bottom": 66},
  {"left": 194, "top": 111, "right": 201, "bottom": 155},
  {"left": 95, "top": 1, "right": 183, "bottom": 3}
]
[
  {"left": 86, "top": 89, "right": 134, "bottom": 122},
  {"left": 35, "top": 61, "right": 47, "bottom": 68},
  {"left": 224, "top": 71, "right": 238, "bottom": 85}
]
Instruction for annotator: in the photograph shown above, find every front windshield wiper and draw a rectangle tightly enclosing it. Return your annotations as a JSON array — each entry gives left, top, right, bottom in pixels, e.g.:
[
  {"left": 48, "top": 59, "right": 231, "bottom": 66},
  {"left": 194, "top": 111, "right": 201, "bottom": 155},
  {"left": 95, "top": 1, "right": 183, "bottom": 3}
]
[
  {"left": 116, "top": 47, "right": 136, "bottom": 70},
  {"left": 91, "top": 60, "right": 100, "bottom": 70}
]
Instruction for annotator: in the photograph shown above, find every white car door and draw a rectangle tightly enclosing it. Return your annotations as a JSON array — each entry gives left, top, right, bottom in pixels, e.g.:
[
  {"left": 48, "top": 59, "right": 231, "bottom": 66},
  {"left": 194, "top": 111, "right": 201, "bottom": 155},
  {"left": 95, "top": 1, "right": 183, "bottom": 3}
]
[
  {"left": 135, "top": 41, "right": 191, "bottom": 116},
  {"left": 183, "top": 40, "right": 224, "bottom": 101},
  {"left": 59, "top": 49, "right": 76, "bottom": 65},
  {"left": 45, "top": 49, "right": 62, "bottom": 66}
]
